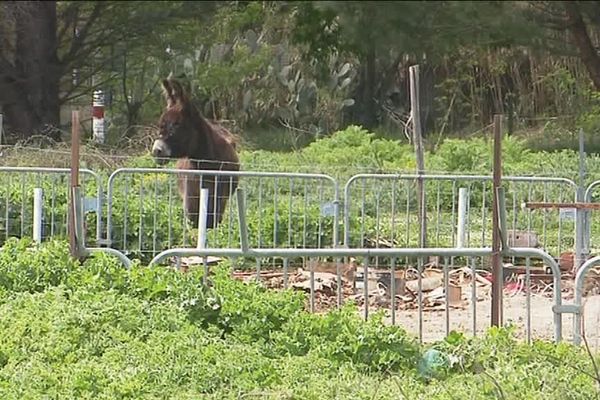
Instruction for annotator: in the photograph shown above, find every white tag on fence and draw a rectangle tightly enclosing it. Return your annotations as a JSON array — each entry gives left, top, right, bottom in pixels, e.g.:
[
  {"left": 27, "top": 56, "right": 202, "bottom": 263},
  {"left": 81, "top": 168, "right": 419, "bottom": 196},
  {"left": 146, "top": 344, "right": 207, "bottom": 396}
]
[
  {"left": 83, "top": 197, "right": 99, "bottom": 214},
  {"left": 320, "top": 202, "right": 336, "bottom": 217},
  {"left": 559, "top": 208, "right": 576, "bottom": 221}
]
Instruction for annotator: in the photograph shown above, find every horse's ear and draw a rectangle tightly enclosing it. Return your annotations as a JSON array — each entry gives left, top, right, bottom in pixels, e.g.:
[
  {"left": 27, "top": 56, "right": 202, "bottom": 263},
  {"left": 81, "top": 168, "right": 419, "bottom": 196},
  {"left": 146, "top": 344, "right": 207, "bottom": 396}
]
[
  {"left": 161, "top": 79, "right": 176, "bottom": 108},
  {"left": 169, "top": 79, "right": 189, "bottom": 106}
]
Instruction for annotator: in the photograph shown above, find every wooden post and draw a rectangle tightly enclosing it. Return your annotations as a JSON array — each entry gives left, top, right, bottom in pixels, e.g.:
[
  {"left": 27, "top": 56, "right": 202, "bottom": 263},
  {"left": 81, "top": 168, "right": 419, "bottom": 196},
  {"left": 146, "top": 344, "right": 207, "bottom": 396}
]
[
  {"left": 576, "top": 128, "right": 587, "bottom": 271},
  {"left": 506, "top": 93, "right": 514, "bottom": 136},
  {"left": 69, "top": 110, "right": 80, "bottom": 258},
  {"left": 409, "top": 65, "right": 427, "bottom": 248},
  {"left": 491, "top": 114, "right": 503, "bottom": 327}
]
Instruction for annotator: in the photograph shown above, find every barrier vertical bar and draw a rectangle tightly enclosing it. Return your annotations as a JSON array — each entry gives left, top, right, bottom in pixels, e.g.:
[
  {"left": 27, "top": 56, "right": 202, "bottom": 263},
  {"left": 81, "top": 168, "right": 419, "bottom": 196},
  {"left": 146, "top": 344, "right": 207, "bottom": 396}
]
[
  {"left": 237, "top": 188, "right": 249, "bottom": 253},
  {"left": 33, "top": 188, "right": 43, "bottom": 244},
  {"left": 197, "top": 188, "right": 209, "bottom": 283},
  {"left": 457, "top": 187, "right": 468, "bottom": 248},
  {"left": 197, "top": 188, "right": 209, "bottom": 249}
]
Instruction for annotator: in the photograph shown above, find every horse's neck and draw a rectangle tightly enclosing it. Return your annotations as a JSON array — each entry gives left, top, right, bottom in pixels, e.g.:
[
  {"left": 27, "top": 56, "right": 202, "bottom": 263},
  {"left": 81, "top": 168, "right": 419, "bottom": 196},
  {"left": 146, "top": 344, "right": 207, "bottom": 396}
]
[{"left": 190, "top": 111, "right": 217, "bottom": 160}]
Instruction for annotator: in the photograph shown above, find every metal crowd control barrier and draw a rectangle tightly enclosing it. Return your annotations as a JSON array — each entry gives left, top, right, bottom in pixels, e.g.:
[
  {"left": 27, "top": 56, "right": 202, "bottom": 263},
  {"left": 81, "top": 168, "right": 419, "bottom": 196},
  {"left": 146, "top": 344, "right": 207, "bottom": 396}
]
[
  {"left": 0, "top": 165, "right": 579, "bottom": 344},
  {"left": 0, "top": 167, "right": 103, "bottom": 245},
  {"left": 105, "top": 168, "right": 340, "bottom": 261},
  {"left": 147, "top": 187, "right": 566, "bottom": 344},
  {"left": 149, "top": 245, "right": 564, "bottom": 344},
  {"left": 343, "top": 173, "right": 578, "bottom": 259}
]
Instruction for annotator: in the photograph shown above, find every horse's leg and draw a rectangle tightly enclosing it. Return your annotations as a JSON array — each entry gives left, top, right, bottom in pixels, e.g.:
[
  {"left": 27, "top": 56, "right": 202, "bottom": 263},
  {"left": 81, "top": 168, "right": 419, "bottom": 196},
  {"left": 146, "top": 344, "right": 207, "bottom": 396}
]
[
  {"left": 205, "top": 175, "right": 237, "bottom": 229},
  {"left": 176, "top": 159, "right": 199, "bottom": 227},
  {"left": 178, "top": 171, "right": 200, "bottom": 228}
]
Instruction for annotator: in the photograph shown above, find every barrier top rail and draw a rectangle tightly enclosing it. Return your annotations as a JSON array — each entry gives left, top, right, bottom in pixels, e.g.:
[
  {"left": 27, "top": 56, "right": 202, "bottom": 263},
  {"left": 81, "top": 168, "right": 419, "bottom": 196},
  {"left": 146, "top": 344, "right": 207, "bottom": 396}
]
[
  {"left": 0, "top": 166, "right": 101, "bottom": 178},
  {"left": 344, "top": 173, "right": 578, "bottom": 191},
  {"left": 107, "top": 167, "right": 339, "bottom": 183}
]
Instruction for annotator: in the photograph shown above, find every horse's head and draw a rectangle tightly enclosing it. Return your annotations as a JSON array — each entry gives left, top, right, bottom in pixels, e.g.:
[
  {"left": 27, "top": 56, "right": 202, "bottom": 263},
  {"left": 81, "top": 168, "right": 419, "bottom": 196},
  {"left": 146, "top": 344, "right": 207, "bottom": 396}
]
[{"left": 152, "top": 78, "right": 199, "bottom": 164}]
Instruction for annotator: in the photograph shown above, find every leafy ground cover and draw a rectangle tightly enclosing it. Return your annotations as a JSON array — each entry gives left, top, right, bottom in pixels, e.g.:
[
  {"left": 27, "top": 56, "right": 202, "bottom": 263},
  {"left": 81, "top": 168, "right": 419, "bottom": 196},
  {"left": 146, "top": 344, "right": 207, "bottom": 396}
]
[{"left": 0, "top": 238, "right": 598, "bottom": 399}]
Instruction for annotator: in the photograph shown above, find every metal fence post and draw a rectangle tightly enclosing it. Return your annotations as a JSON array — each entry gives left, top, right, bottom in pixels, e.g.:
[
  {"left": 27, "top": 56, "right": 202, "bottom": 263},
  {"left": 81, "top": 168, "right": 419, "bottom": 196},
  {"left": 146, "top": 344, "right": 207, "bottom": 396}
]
[
  {"left": 457, "top": 187, "right": 469, "bottom": 248},
  {"left": 33, "top": 188, "right": 43, "bottom": 244}
]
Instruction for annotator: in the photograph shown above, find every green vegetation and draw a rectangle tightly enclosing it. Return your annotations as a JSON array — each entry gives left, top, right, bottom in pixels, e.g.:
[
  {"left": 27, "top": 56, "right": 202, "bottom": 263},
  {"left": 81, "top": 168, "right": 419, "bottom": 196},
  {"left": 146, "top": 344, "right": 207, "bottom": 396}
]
[
  {"left": 0, "top": 238, "right": 597, "bottom": 398},
  {"left": 5, "top": 1, "right": 600, "bottom": 157},
  {"left": 4, "top": 125, "right": 600, "bottom": 265}
]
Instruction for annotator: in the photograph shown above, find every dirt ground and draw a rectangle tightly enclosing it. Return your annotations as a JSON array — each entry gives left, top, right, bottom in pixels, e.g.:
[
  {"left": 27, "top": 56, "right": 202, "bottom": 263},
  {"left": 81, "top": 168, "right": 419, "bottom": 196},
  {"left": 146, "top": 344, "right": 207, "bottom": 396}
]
[
  {"left": 228, "top": 271, "right": 600, "bottom": 348},
  {"left": 217, "top": 257, "right": 600, "bottom": 347},
  {"left": 378, "top": 294, "right": 582, "bottom": 344}
]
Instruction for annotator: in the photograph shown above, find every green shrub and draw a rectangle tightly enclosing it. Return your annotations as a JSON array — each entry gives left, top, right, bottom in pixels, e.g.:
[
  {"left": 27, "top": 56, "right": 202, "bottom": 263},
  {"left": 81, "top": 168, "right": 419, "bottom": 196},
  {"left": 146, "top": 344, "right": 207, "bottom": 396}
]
[{"left": 0, "top": 240, "right": 598, "bottom": 398}]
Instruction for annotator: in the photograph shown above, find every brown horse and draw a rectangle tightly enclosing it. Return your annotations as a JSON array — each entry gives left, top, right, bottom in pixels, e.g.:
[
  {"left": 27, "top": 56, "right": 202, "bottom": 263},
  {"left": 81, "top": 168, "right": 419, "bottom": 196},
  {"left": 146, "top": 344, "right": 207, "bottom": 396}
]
[{"left": 152, "top": 77, "right": 240, "bottom": 230}]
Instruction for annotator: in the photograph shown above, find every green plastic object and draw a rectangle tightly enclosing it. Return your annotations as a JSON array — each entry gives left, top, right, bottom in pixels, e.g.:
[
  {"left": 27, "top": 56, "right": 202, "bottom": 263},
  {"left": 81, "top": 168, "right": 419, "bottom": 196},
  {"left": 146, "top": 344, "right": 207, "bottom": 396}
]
[{"left": 418, "top": 348, "right": 449, "bottom": 379}]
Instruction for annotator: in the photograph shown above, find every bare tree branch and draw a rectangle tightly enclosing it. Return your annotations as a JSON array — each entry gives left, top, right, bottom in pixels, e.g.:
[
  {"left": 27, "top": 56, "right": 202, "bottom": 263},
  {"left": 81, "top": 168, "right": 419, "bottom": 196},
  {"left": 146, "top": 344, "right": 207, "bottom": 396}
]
[
  {"left": 56, "top": 2, "right": 79, "bottom": 47},
  {"left": 60, "top": 73, "right": 119, "bottom": 104},
  {"left": 60, "top": 2, "right": 105, "bottom": 70}
]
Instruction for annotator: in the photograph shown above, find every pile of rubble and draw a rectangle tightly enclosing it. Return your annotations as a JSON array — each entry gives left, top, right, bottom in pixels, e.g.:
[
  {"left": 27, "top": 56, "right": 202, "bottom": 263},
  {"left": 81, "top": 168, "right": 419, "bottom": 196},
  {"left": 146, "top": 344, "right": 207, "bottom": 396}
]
[
  {"left": 182, "top": 250, "right": 600, "bottom": 313},
  {"left": 230, "top": 259, "right": 496, "bottom": 313}
]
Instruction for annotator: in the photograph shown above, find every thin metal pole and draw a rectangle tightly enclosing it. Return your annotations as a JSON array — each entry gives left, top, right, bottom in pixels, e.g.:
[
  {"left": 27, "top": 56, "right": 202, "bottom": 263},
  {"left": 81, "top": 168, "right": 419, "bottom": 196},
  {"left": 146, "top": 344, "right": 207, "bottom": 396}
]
[
  {"left": 491, "top": 114, "right": 503, "bottom": 327},
  {"left": 197, "top": 188, "right": 209, "bottom": 283},
  {"left": 197, "top": 188, "right": 209, "bottom": 249},
  {"left": 237, "top": 188, "right": 249, "bottom": 253},
  {"left": 33, "top": 188, "right": 43, "bottom": 244},
  {"left": 457, "top": 187, "right": 468, "bottom": 248}
]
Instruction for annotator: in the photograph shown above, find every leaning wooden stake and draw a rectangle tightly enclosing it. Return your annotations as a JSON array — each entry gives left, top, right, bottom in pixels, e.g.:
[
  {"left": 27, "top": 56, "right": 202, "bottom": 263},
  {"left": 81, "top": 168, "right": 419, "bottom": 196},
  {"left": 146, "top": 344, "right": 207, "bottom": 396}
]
[
  {"left": 491, "top": 114, "right": 503, "bottom": 327},
  {"left": 69, "top": 110, "right": 81, "bottom": 258}
]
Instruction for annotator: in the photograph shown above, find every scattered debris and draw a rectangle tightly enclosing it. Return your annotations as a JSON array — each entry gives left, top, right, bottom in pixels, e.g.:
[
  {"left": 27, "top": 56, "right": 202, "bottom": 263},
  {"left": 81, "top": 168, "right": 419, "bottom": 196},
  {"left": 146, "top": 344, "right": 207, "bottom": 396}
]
[
  {"left": 218, "top": 256, "right": 600, "bottom": 313},
  {"left": 176, "top": 256, "right": 223, "bottom": 273}
]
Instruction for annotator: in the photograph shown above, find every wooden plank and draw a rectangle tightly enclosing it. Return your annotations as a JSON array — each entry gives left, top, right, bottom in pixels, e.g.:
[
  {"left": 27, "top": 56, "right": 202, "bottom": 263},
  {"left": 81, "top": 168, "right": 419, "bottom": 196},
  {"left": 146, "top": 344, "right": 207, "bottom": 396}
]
[
  {"left": 69, "top": 110, "right": 80, "bottom": 258},
  {"left": 491, "top": 114, "right": 503, "bottom": 327},
  {"left": 524, "top": 202, "right": 600, "bottom": 210}
]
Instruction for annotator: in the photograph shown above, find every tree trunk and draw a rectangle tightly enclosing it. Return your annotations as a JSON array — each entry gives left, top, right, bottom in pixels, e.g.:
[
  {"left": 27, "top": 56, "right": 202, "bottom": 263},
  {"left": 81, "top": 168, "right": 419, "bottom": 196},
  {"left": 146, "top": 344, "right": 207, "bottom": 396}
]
[
  {"left": 1, "top": 1, "right": 62, "bottom": 141},
  {"left": 420, "top": 64, "right": 435, "bottom": 138},
  {"left": 352, "top": 47, "right": 378, "bottom": 129},
  {"left": 564, "top": 1, "right": 600, "bottom": 91}
]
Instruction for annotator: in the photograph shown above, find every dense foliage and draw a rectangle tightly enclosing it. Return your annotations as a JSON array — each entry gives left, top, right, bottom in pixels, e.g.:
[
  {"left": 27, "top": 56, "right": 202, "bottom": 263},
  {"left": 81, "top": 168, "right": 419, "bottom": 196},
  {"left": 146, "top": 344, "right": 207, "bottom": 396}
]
[
  {"left": 2, "top": 125, "right": 600, "bottom": 263},
  {"left": 3, "top": 1, "right": 600, "bottom": 153},
  {"left": 0, "top": 238, "right": 598, "bottom": 398}
]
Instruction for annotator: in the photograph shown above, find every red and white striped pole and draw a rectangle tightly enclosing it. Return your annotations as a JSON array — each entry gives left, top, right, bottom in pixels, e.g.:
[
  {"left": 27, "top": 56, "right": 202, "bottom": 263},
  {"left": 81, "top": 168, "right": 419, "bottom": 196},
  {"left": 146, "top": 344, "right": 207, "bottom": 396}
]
[{"left": 92, "top": 90, "right": 105, "bottom": 143}]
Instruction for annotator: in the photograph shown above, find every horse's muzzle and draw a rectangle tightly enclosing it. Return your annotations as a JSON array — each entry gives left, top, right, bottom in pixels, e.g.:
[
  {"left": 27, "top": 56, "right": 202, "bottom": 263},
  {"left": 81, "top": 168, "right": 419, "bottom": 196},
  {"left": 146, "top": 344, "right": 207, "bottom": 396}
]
[{"left": 151, "top": 139, "right": 171, "bottom": 164}]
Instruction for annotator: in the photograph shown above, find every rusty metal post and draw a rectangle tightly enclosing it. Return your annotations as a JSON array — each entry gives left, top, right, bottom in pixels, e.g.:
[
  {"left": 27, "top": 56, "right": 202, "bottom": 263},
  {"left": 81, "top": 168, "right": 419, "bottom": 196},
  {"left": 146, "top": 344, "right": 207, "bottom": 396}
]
[
  {"left": 491, "top": 114, "right": 503, "bottom": 327},
  {"left": 69, "top": 110, "right": 81, "bottom": 258}
]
